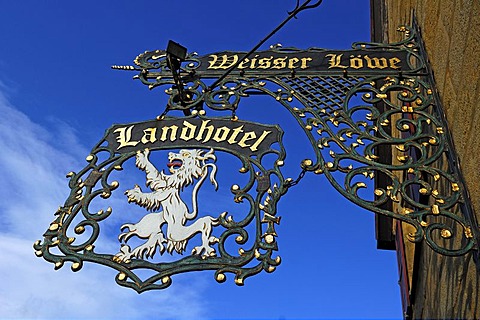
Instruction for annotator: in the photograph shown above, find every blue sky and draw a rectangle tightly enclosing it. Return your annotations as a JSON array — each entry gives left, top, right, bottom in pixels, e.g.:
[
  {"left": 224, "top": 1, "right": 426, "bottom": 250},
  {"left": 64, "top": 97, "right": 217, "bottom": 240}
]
[{"left": 0, "top": 1, "right": 402, "bottom": 319}]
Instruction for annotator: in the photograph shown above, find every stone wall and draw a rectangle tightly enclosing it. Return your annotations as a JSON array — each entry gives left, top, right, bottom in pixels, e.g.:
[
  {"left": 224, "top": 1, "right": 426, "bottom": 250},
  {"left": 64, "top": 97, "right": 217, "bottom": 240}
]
[
  {"left": 385, "top": 1, "right": 480, "bottom": 214},
  {"left": 375, "top": 1, "right": 480, "bottom": 318}
]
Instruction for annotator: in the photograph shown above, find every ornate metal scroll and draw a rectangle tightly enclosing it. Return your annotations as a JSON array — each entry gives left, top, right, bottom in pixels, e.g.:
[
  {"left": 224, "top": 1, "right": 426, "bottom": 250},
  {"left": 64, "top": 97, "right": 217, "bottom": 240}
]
[
  {"left": 111, "top": 24, "right": 478, "bottom": 256},
  {"left": 36, "top": 23, "right": 479, "bottom": 292},
  {"left": 34, "top": 116, "right": 287, "bottom": 292}
]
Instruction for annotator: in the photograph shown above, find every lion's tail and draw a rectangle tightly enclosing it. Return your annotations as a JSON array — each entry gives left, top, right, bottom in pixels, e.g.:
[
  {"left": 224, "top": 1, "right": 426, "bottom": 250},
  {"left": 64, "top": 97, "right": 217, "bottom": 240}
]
[{"left": 211, "top": 215, "right": 221, "bottom": 226}]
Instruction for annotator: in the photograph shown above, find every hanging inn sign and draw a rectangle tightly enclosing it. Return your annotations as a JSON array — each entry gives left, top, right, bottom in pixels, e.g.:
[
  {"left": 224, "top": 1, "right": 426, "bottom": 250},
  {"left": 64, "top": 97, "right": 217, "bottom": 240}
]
[{"left": 35, "top": 1, "right": 479, "bottom": 293}]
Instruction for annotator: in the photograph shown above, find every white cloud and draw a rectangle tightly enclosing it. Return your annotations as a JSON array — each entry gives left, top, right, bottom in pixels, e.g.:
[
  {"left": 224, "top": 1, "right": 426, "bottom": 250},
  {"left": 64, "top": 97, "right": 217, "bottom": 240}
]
[
  {"left": 0, "top": 235, "right": 208, "bottom": 319},
  {"left": 0, "top": 91, "right": 208, "bottom": 319}
]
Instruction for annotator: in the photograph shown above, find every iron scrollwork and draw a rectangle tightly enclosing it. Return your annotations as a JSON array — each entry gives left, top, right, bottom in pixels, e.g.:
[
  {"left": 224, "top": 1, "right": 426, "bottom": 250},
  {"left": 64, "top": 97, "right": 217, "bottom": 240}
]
[
  {"left": 36, "top": 24, "right": 478, "bottom": 292},
  {"left": 113, "top": 25, "right": 477, "bottom": 256},
  {"left": 34, "top": 116, "right": 288, "bottom": 292}
]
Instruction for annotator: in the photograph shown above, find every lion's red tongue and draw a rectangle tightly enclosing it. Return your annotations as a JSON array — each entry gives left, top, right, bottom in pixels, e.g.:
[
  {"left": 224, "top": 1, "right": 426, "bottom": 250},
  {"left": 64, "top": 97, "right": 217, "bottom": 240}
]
[{"left": 167, "top": 161, "right": 182, "bottom": 169}]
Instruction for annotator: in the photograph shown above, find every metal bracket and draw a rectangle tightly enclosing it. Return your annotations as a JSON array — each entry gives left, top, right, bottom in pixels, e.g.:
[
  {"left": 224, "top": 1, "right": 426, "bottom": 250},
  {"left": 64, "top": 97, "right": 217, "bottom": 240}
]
[
  {"left": 112, "top": 24, "right": 478, "bottom": 257},
  {"left": 36, "top": 23, "right": 479, "bottom": 293}
]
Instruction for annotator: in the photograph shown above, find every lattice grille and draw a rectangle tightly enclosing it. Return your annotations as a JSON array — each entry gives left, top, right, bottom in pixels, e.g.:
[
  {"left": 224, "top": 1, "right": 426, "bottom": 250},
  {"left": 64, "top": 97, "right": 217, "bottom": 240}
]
[{"left": 278, "top": 76, "right": 364, "bottom": 112}]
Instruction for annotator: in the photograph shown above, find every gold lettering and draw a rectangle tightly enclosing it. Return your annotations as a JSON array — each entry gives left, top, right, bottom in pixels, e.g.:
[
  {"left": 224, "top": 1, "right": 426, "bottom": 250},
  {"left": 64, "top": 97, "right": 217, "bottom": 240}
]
[
  {"left": 238, "top": 58, "right": 250, "bottom": 69},
  {"left": 238, "top": 131, "right": 256, "bottom": 148},
  {"left": 272, "top": 57, "right": 287, "bottom": 69},
  {"left": 257, "top": 56, "right": 273, "bottom": 69},
  {"left": 114, "top": 126, "right": 139, "bottom": 149},
  {"left": 195, "top": 120, "right": 214, "bottom": 143},
  {"left": 180, "top": 121, "right": 196, "bottom": 141},
  {"left": 250, "top": 54, "right": 259, "bottom": 69},
  {"left": 364, "top": 55, "right": 388, "bottom": 69},
  {"left": 112, "top": 121, "right": 277, "bottom": 153},
  {"left": 288, "top": 57, "right": 299, "bottom": 69},
  {"left": 349, "top": 55, "right": 363, "bottom": 69},
  {"left": 227, "top": 125, "right": 244, "bottom": 144},
  {"left": 208, "top": 54, "right": 239, "bottom": 69},
  {"left": 141, "top": 128, "right": 157, "bottom": 144},
  {"left": 160, "top": 125, "right": 178, "bottom": 142},
  {"left": 326, "top": 54, "right": 347, "bottom": 69},
  {"left": 389, "top": 57, "right": 401, "bottom": 69},
  {"left": 249, "top": 130, "right": 271, "bottom": 151},
  {"left": 212, "top": 126, "right": 231, "bottom": 142},
  {"left": 300, "top": 57, "right": 312, "bottom": 69}
]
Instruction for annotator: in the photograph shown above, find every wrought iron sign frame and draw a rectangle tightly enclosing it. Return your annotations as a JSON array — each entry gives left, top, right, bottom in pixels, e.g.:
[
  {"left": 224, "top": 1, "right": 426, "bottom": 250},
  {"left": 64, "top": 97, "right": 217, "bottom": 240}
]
[{"left": 35, "top": 13, "right": 479, "bottom": 292}]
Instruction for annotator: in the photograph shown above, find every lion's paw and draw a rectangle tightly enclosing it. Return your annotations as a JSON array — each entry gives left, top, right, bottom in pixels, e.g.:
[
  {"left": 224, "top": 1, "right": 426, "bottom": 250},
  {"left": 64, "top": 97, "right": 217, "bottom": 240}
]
[
  {"left": 113, "top": 245, "right": 132, "bottom": 263},
  {"left": 125, "top": 185, "right": 142, "bottom": 202},
  {"left": 135, "top": 149, "right": 149, "bottom": 169},
  {"left": 206, "top": 247, "right": 217, "bottom": 257},
  {"left": 209, "top": 236, "right": 219, "bottom": 244},
  {"left": 192, "top": 245, "right": 216, "bottom": 258}
]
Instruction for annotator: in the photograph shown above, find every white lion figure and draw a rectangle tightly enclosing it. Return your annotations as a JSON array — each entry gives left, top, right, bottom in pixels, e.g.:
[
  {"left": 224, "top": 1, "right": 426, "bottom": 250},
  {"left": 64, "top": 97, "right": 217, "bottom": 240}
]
[{"left": 114, "top": 148, "right": 220, "bottom": 263}]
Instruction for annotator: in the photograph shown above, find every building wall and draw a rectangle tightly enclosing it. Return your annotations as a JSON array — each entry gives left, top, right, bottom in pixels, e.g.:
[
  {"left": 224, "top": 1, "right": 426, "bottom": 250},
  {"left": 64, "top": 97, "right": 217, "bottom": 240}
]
[
  {"left": 374, "top": 1, "right": 480, "bottom": 318},
  {"left": 385, "top": 1, "right": 480, "bottom": 212}
]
